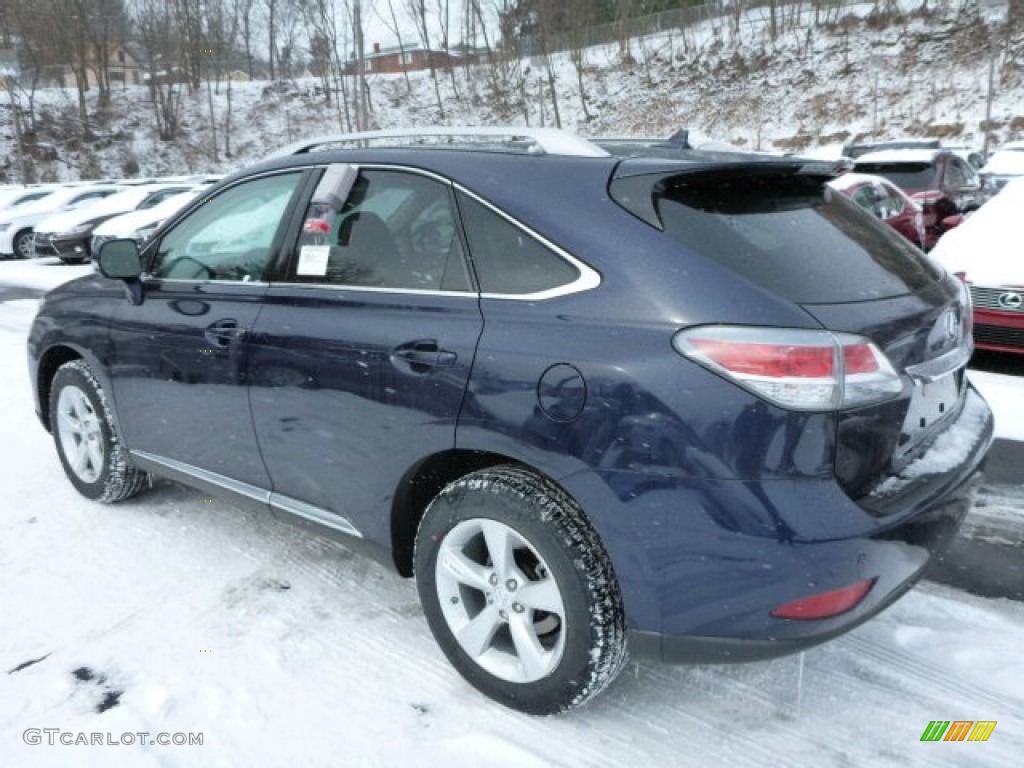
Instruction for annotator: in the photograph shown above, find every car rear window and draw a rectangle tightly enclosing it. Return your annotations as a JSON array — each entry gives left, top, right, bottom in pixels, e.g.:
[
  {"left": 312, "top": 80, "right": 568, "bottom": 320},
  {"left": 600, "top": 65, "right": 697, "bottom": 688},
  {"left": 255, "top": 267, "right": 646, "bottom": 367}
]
[
  {"left": 610, "top": 169, "right": 942, "bottom": 303},
  {"left": 854, "top": 162, "right": 936, "bottom": 190}
]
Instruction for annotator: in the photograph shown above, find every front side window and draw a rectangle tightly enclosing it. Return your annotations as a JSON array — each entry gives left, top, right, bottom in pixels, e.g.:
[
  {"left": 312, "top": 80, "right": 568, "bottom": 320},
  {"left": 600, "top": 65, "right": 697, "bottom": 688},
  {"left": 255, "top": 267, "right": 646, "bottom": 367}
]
[
  {"left": 151, "top": 172, "right": 302, "bottom": 281},
  {"left": 877, "top": 184, "right": 905, "bottom": 217},
  {"left": 851, "top": 186, "right": 881, "bottom": 217},
  {"left": 293, "top": 169, "right": 471, "bottom": 292},
  {"left": 456, "top": 192, "right": 579, "bottom": 295},
  {"left": 944, "top": 161, "right": 966, "bottom": 189}
]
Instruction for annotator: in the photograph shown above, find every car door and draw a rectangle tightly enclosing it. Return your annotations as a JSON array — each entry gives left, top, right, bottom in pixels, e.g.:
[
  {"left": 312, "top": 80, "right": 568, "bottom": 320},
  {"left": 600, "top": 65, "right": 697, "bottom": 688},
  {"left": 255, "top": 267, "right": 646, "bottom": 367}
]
[
  {"left": 247, "top": 165, "right": 483, "bottom": 540},
  {"left": 107, "top": 170, "right": 308, "bottom": 491}
]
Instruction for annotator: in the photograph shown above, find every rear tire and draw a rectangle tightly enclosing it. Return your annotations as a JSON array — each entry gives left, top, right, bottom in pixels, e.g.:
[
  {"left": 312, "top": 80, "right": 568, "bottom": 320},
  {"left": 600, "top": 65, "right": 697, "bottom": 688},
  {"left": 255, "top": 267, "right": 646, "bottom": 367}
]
[
  {"left": 49, "top": 360, "right": 147, "bottom": 502},
  {"left": 415, "top": 465, "right": 627, "bottom": 714}
]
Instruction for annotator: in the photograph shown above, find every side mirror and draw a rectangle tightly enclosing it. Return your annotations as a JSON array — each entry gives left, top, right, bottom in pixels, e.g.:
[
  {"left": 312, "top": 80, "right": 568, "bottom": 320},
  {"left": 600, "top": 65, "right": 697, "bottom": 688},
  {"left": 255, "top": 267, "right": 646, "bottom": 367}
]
[{"left": 97, "top": 239, "right": 143, "bottom": 279}]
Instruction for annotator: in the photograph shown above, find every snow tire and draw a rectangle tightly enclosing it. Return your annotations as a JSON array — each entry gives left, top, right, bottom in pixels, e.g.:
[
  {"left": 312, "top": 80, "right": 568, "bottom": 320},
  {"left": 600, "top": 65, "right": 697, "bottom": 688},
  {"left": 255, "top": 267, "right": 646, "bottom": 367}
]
[
  {"left": 415, "top": 465, "right": 627, "bottom": 715},
  {"left": 49, "top": 360, "right": 148, "bottom": 502}
]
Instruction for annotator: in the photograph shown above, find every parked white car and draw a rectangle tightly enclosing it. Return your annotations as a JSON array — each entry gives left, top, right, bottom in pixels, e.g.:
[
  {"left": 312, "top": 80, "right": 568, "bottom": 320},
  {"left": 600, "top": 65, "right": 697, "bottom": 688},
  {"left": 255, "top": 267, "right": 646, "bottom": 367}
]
[
  {"left": 929, "top": 179, "right": 1024, "bottom": 356},
  {"left": 0, "top": 185, "right": 124, "bottom": 259},
  {"left": 33, "top": 183, "right": 195, "bottom": 263},
  {"left": 978, "top": 148, "right": 1024, "bottom": 194},
  {"left": 0, "top": 186, "right": 59, "bottom": 215},
  {"left": 90, "top": 187, "right": 208, "bottom": 254}
]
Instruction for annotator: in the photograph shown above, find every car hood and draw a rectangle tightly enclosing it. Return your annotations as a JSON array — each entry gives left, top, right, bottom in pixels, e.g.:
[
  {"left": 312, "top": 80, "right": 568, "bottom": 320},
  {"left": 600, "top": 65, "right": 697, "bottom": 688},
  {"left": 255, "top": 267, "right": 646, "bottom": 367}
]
[
  {"left": 35, "top": 209, "right": 90, "bottom": 234},
  {"left": 930, "top": 181, "right": 1024, "bottom": 285},
  {"left": 93, "top": 206, "right": 165, "bottom": 237}
]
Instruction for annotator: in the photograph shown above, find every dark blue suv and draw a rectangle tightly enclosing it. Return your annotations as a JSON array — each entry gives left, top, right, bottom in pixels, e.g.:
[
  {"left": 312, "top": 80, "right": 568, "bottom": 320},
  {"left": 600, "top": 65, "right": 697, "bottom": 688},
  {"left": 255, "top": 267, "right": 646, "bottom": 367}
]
[{"left": 28, "top": 128, "right": 993, "bottom": 714}]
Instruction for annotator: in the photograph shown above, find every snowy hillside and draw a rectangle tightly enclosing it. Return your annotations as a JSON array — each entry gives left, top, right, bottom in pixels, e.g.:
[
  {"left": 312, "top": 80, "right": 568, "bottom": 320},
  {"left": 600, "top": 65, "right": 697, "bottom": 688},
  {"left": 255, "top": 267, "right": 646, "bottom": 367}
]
[{"left": 1, "top": 1, "right": 1022, "bottom": 181}]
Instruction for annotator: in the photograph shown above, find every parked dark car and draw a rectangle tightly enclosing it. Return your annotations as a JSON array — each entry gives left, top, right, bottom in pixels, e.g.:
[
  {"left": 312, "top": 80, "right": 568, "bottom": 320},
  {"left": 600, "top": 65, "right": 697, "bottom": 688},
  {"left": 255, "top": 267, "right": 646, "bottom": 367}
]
[
  {"left": 28, "top": 127, "right": 992, "bottom": 715},
  {"left": 842, "top": 138, "right": 941, "bottom": 159},
  {"left": 853, "top": 149, "right": 986, "bottom": 249},
  {"left": 828, "top": 172, "right": 926, "bottom": 248}
]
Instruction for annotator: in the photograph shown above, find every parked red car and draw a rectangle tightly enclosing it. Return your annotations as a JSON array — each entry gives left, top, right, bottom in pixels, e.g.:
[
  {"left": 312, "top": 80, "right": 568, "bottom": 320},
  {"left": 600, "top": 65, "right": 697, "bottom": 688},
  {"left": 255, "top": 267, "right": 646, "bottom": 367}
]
[
  {"left": 828, "top": 172, "right": 926, "bottom": 248},
  {"left": 853, "top": 149, "right": 981, "bottom": 249}
]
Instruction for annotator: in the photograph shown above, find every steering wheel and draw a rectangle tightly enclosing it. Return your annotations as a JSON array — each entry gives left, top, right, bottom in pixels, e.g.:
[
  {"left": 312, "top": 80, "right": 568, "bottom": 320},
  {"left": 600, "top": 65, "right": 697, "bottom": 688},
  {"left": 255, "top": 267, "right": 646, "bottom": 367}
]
[{"left": 411, "top": 220, "right": 452, "bottom": 258}]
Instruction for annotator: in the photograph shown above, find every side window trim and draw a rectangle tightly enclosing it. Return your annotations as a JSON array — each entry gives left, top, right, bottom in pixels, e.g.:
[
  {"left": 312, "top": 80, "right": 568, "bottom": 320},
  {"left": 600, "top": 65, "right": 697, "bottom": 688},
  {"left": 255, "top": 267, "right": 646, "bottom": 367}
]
[{"left": 452, "top": 183, "right": 601, "bottom": 301}]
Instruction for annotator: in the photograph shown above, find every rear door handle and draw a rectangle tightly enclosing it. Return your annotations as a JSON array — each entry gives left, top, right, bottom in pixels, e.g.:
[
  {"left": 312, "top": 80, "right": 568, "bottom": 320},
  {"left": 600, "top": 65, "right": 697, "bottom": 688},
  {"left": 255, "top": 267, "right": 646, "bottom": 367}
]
[
  {"left": 204, "top": 319, "right": 245, "bottom": 347},
  {"left": 391, "top": 340, "right": 457, "bottom": 373}
]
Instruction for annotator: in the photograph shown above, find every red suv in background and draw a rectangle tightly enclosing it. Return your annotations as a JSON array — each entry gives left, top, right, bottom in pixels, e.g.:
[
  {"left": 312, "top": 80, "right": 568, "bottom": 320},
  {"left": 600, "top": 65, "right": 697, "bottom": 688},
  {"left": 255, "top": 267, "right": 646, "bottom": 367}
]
[
  {"left": 854, "top": 149, "right": 983, "bottom": 249},
  {"left": 829, "top": 172, "right": 926, "bottom": 248}
]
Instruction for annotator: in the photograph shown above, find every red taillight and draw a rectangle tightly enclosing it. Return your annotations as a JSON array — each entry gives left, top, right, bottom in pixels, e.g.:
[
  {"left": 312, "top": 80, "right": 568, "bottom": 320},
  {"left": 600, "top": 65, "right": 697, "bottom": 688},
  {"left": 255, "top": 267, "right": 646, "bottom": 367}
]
[
  {"left": 770, "top": 578, "right": 876, "bottom": 620},
  {"left": 687, "top": 339, "right": 834, "bottom": 378},
  {"left": 674, "top": 327, "right": 903, "bottom": 411},
  {"left": 842, "top": 343, "right": 881, "bottom": 375},
  {"left": 953, "top": 271, "right": 968, "bottom": 283}
]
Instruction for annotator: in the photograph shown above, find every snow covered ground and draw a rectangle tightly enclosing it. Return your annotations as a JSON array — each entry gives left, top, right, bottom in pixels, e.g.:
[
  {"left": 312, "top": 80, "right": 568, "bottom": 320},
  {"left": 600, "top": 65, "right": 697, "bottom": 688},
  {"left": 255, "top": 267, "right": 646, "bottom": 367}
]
[{"left": 2, "top": 259, "right": 1023, "bottom": 767}]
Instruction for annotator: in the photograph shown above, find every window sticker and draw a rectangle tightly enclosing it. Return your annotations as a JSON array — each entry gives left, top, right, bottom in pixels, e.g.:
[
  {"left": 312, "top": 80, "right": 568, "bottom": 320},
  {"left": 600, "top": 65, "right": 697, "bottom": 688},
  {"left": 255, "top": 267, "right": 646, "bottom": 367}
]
[{"left": 297, "top": 244, "right": 330, "bottom": 276}]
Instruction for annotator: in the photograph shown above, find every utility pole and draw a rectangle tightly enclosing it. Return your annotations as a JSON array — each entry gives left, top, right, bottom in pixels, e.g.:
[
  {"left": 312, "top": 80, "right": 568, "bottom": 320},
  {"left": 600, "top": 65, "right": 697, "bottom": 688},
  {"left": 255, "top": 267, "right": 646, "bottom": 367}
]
[{"left": 979, "top": 0, "right": 1008, "bottom": 158}]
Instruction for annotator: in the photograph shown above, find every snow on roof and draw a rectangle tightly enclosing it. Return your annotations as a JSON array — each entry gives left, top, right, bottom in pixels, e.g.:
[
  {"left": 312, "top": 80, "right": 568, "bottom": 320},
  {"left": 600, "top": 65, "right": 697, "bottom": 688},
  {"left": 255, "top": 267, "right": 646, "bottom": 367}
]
[
  {"left": 981, "top": 150, "right": 1024, "bottom": 175},
  {"left": 827, "top": 171, "right": 887, "bottom": 191},
  {"left": 854, "top": 148, "right": 942, "bottom": 164},
  {"left": 999, "top": 140, "right": 1024, "bottom": 150}
]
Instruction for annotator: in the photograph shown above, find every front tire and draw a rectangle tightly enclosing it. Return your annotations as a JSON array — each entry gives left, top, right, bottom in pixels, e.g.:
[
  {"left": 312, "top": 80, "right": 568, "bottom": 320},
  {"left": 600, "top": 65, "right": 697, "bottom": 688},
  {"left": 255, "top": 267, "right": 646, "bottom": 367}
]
[
  {"left": 14, "top": 229, "right": 34, "bottom": 260},
  {"left": 49, "top": 360, "right": 147, "bottom": 502},
  {"left": 415, "top": 465, "right": 627, "bottom": 714}
]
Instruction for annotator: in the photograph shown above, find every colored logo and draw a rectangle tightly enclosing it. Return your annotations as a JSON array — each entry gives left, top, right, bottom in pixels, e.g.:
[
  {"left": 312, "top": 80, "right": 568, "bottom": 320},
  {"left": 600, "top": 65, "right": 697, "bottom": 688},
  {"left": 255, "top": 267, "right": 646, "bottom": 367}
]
[{"left": 920, "top": 720, "right": 997, "bottom": 742}]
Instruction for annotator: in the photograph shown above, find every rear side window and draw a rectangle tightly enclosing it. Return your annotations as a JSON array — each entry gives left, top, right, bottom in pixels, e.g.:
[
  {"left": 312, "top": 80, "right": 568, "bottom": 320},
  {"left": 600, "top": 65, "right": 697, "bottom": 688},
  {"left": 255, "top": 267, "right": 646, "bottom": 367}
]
[
  {"left": 855, "top": 162, "right": 936, "bottom": 190},
  {"left": 611, "top": 171, "right": 942, "bottom": 303},
  {"left": 457, "top": 192, "right": 579, "bottom": 295}
]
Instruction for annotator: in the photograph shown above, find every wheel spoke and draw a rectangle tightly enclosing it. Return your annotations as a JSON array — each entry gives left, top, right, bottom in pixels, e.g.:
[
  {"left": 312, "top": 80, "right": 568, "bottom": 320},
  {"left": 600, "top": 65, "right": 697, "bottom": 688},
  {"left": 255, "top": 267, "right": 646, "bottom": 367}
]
[
  {"left": 57, "top": 410, "right": 80, "bottom": 434},
  {"left": 516, "top": 577, "right": 564, "bottom": 617},
  {"left": 438, "top": 548, "right": 492, "bottom": 592},
  {"left": 71, "top": 442, "right": 91, "bottom": 475},
  {"left": 480, "top": 519, "right": 515, "bottom": 579},
  {"left": 456, "top": 605, "right": 502, "bottom": 658},
  {"left": 72, "top": 390, "right": 93, "bottom": 418},
  {"left": 85, "top": 440, "right": 104, "bottom": 471},
  {"left": 509, "top": 612, "right": 550, "bottom": 679}
]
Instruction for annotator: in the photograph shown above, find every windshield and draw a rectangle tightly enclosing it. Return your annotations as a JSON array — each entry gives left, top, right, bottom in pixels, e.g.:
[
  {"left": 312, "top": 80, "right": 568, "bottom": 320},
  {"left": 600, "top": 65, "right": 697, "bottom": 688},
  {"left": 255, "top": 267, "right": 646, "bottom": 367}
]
[{"left": 854, "top": 162, "right": 936, "bottom": 190}]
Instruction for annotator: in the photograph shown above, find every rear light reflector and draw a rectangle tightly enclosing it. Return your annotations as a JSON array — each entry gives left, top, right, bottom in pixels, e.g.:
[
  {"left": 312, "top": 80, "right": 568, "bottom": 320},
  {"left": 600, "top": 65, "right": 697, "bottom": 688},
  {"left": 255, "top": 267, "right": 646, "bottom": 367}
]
[
  {"left": 674, "top": 326, "right": 903, "bottom": 411},
  {"left": 770, "top": 578, "right": 876, "bottom": 620}
]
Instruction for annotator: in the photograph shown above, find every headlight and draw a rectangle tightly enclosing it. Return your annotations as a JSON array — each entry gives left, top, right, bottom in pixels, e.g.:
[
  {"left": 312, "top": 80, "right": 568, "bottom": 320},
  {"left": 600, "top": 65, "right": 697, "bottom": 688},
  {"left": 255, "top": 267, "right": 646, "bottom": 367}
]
[{"left": 70, "top": 222, "right": 96, "bottom": 235}]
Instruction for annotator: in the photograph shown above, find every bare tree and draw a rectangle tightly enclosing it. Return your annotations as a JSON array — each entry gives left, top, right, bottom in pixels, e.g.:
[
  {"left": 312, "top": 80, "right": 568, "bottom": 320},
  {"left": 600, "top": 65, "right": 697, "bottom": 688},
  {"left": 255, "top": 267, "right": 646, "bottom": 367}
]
[
  {"left": 566, "top": 0, "right": 595, "bottom": 120},
  {"left": 434, "top": 0, "right": 460, "bottom": 98},
  {"left": 263, "top": 0, "right": 279, "bottom": 79},
  {"left": 131, "top": 0, "right": 185, "bottom": 140},
  {"left": 374, "top": 0, "right": 414, "bottom": 94},
  {"left": 405, "top": 0, "right": 446, "bottom": 118}
]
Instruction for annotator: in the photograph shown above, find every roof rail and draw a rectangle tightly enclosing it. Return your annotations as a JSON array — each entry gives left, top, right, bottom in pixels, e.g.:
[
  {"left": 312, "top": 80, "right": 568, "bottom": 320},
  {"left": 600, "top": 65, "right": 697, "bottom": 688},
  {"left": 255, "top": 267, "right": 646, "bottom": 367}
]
[{"left": 266, "top": 126, "right": 611, "bottom": 160}]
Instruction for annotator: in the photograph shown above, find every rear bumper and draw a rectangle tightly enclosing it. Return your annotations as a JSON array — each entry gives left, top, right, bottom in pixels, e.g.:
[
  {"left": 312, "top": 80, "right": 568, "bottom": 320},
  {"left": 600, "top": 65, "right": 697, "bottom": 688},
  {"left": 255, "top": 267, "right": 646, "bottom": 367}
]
[{"left": 567, "top": 387, "right": 992, "bottom": 665}]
